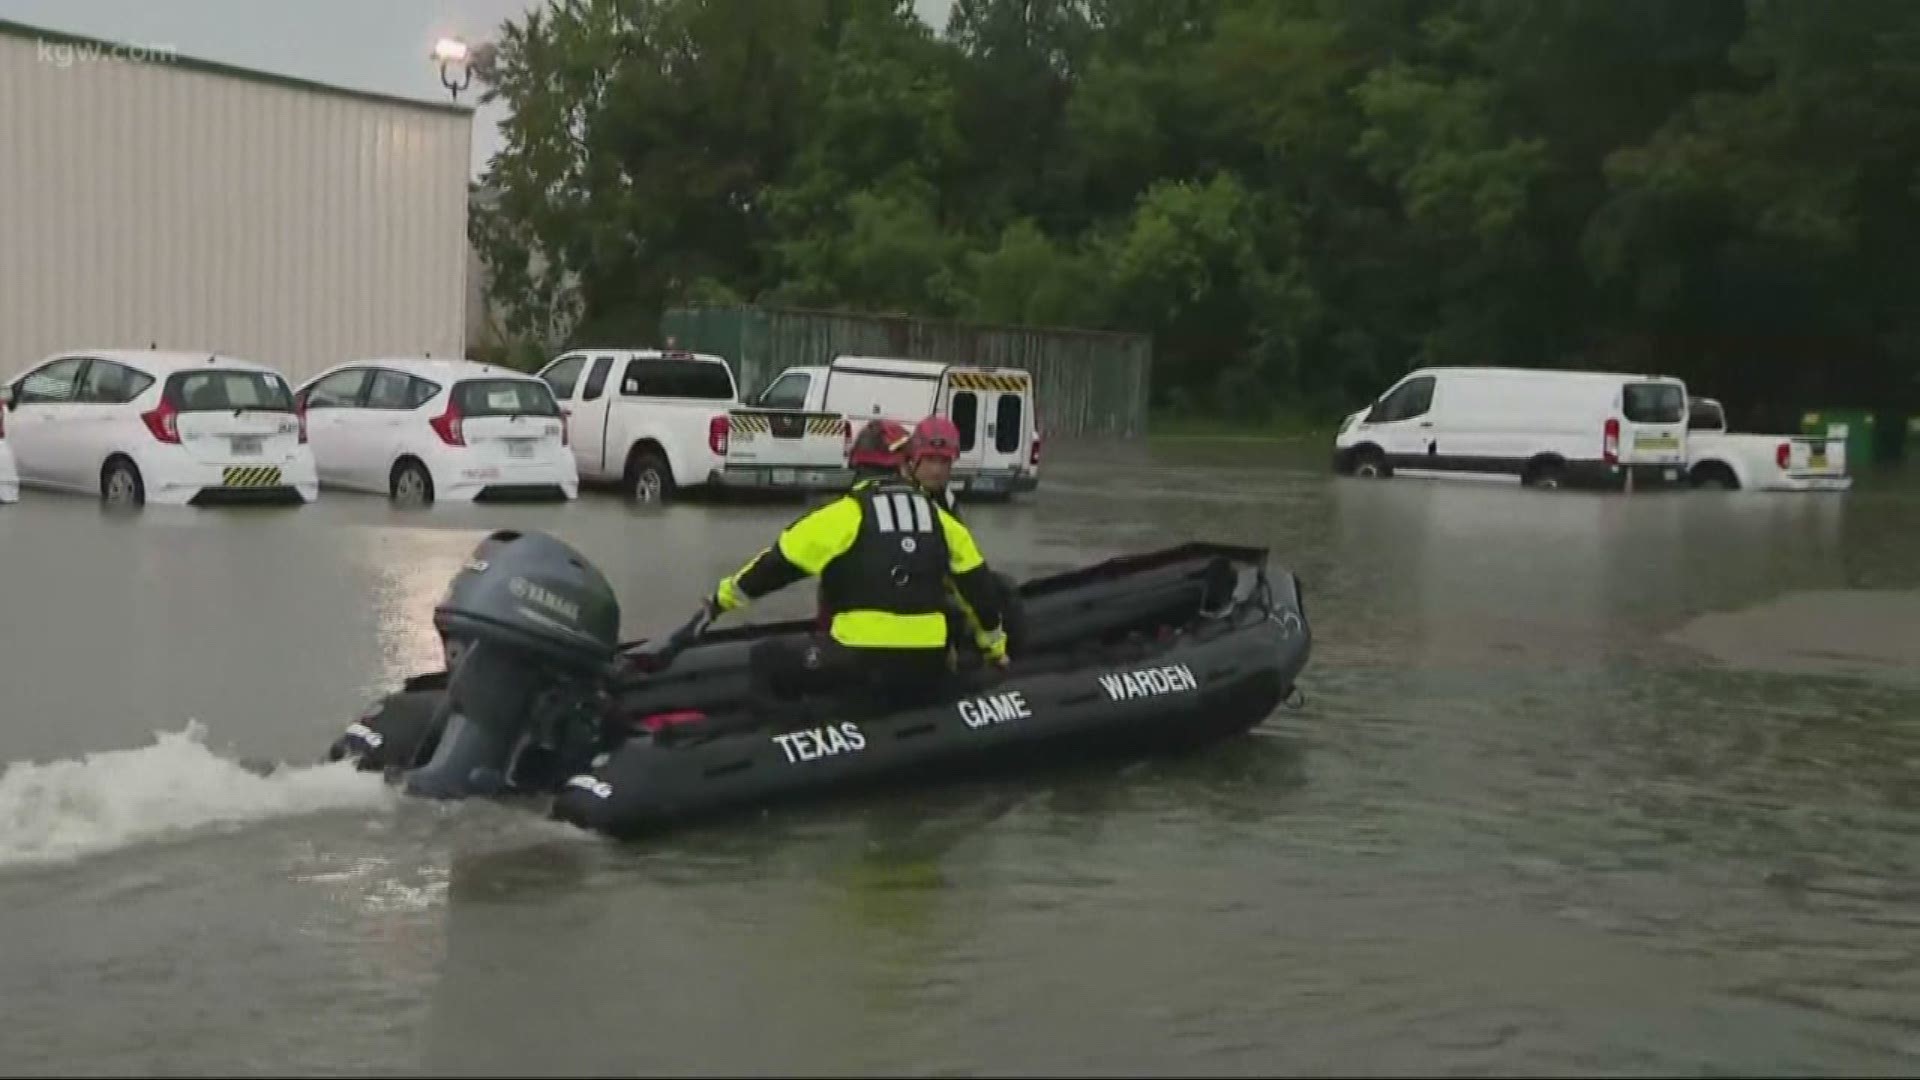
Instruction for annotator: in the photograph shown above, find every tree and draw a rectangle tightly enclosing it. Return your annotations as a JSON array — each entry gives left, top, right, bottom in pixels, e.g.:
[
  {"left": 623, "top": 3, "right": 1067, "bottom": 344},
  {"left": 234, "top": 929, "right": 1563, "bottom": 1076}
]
[{"left": 469, "top": 0, "right": 1920, "bottom": 425}]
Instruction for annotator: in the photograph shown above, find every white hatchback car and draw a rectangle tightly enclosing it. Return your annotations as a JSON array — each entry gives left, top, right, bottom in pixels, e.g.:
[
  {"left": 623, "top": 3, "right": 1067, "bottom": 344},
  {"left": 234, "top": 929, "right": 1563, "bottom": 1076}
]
[
  {"left": 2, "top": 349, "right": 318, "bottom": 507},
  {"left": 0, "top": 405, "right": 18, "bottom": 504},
  {"left": 294, "top": 358, "right": 578, "bottom": 504}
]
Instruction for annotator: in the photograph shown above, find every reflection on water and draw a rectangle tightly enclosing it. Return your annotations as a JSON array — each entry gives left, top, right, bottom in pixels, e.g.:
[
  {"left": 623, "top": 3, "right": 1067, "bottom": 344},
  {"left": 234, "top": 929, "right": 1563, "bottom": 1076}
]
[
  {"left": 1326, "top": 479, "right": 1864, "bottom": 670},
  {"left": 347, "top": 525, "right": 479, "bottom": 693}
]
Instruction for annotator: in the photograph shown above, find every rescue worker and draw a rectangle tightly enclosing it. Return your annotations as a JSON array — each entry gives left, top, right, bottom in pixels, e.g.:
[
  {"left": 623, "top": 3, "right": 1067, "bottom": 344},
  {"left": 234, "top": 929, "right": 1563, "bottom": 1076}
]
[
  {"left": 899, "top": 433, "right": 959, "bottom": 514},
  {"left": 704, "top": 422, "right": 1010, "bottom": 714},
  {"left": 848, "top": 417, "right": 910, "bottom": 491},
  {"left": 815, "top": 418, "right": 911, "bottom": 632},
  {"left": 893, "top": 416, "right": 1030, "bottom": 666}
]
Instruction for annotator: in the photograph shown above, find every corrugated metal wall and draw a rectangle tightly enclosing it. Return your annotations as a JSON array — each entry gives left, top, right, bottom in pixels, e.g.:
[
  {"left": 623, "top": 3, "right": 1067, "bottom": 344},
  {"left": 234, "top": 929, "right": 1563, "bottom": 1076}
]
[
  {"left": 662, "top": 304, "right": 1153, "bottom": 439},
  {"left": 0, "top": 26, "right": 471, "bottom": 386}
]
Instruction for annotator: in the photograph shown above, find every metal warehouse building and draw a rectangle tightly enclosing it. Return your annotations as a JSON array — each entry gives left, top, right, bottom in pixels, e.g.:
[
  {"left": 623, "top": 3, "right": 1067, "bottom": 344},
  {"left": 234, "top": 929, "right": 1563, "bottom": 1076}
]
[{"left": 0, "top": 20, "right": 473, "bottom": 386}]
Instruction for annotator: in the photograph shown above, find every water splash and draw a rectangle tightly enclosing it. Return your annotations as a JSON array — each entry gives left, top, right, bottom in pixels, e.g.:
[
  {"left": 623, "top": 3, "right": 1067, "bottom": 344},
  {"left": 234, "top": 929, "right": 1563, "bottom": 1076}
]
[{"left": 0, "top": 720, "right": 399, "bottom": 871}]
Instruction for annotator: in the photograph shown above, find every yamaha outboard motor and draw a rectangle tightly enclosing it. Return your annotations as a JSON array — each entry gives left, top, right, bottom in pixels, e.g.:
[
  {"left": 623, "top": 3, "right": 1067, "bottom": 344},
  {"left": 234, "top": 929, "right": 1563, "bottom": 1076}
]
[{"left": 403, "top": 529, "right": 621, "bottom": 799}]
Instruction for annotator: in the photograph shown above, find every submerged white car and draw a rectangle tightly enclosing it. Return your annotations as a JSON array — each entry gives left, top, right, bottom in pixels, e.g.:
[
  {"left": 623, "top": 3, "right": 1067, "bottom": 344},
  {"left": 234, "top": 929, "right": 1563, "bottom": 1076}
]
[
  {"left": 1, "top": 349, "right": 318, "bottom": 507},
  {"left": 294, "top": 357, "right": 577, "bottom": 505},
  {"left": 0, "top": 404, "right": 17, "bottom": 504}
]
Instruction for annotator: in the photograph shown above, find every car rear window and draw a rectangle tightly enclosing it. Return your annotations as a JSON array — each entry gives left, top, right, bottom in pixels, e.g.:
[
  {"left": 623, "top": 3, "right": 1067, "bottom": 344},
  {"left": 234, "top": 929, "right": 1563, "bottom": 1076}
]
[
  {"left": 454, "top": 378, "right": 560, "bottom": 417},
  {"left": 1623, "top": 382, "right": 1685, "bottom": 424},
  {"left": 166, "top": 369, "right": 295, "bottom": 412}
]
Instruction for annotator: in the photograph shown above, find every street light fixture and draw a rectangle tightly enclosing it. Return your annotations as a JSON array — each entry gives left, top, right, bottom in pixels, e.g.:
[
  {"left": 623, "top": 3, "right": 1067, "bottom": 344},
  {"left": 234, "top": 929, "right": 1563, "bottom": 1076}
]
[{"left": 433, "top": 36, "right": 472, "bottom": 100}]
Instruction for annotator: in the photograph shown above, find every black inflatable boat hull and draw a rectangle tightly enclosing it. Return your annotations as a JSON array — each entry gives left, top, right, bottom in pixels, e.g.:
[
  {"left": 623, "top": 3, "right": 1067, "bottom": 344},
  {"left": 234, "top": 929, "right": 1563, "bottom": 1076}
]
[
  {"left": 554, "top": 591, "right": 1305, "bottom": 838},
  {"left": 329, "top": 542, "right": 1312, "bottom": 839}
]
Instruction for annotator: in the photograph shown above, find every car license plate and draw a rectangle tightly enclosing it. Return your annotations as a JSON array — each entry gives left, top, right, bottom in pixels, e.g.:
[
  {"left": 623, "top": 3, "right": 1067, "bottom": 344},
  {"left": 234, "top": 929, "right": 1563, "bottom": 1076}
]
[
  {"left": 1663, "top": 468, "right": 1678, "bottom": 482},
  {"left": 1810, "top": 448, "right": 1828, "bottom": 470},
  {"left": 230, "top": 435, "right": 262, "bottom": 455},
  {"left": 1635, "top": 435, "right": 1677, "bottom": 452},
  {"left": 506, "top": 440, "right": 534, "bottom": 459},
  {"left": 972, "top": 476, "right": 1002, "bottom": 492},
  {"left": 772, "top": 468, "right": 796, "bottom": 486}
]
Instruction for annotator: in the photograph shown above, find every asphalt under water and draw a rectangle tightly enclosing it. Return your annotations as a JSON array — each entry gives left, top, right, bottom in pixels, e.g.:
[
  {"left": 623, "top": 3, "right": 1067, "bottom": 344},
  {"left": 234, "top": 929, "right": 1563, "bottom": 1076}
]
[{"left": 2, "top": 441, "right": 1918, "bottom": 1076}]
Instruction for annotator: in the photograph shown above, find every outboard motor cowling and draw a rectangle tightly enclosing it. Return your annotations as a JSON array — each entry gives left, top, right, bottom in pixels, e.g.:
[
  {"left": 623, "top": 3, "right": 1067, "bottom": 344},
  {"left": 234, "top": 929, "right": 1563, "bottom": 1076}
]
[
  {"left": 403, "top": 530, "right": 621, "bottom": 799},
  {"left": 433, "top": 529, "right": 621, "bottom": 668}
]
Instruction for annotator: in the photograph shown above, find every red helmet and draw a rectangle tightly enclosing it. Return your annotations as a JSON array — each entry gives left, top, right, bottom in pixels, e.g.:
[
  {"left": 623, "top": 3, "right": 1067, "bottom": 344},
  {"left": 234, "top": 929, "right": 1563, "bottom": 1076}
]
[
  {"left": 848, "top": 418, "right": 909, "bottom": 469},
  {"left": 904, "top": 415, "right": 962, "bottom": 462}
]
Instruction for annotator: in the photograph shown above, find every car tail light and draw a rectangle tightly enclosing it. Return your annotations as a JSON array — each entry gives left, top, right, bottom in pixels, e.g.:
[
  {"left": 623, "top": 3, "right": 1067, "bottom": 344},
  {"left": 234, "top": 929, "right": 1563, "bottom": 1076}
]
[
  {"left": 1602, "top": 417, "right": 1619, "bottom": 465},
  {"left": 708, "top": 415, "right": 729, "bottom": 455},
  {"left": 429, "top": 399, "right": 465, "bottom": 446},
  {"left": 1776, "top": 441, "right": 1791, "bottom": 470},
  {"left": 142, "top": 396, "right": 181, "bottom": 444},
  {"left": 1030, "top": 427, "right": 1043, "bottom": 467}
]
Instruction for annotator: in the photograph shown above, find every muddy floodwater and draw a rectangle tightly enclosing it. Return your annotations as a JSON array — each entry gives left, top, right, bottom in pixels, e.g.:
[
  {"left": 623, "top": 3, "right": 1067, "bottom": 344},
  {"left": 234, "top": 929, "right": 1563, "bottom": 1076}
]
[{"left": 2, "top": 440, "right": 1918, "bottom": 1075}]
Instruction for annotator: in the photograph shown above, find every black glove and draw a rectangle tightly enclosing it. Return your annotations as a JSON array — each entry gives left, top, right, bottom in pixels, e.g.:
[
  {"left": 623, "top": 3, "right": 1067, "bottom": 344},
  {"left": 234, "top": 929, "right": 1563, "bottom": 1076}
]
[{"left": 676, "top": 600, "right": 718, "bottom": 646}]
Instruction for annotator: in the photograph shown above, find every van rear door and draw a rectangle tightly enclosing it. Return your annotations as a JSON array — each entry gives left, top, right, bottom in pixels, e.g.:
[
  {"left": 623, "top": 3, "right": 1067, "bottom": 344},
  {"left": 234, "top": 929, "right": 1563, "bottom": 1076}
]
[
  {"left": 942, "top": 380, "right": 987, "bottom": 475},
  {"left": 1617, "top": 380, "right": 1687, "bottom": 466},
  {"left": 976, "top": 370, "right": 1032, "bottom": 473},
  {"left": 937, "top": 368, "right": 1034, "bottom": 492}
]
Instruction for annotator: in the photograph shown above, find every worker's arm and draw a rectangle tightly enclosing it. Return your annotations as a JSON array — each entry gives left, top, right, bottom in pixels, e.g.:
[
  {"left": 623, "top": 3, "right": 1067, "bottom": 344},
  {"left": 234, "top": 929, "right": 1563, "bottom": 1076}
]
[
  {"left": 946, "top": 578, "right": 988, "bottom": 639},
  {"left": 937, "top": 507, "right": 1008, "bottom": 660},
  {"left": 712, "top": 497, "right": 863, "bottom": 612}
]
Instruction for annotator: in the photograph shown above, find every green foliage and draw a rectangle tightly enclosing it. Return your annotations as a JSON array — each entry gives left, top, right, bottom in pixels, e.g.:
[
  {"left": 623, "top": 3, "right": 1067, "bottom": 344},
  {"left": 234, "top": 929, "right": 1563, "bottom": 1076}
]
[{"left": 471, "top": 0, "right": 1920, "bottom": 423}]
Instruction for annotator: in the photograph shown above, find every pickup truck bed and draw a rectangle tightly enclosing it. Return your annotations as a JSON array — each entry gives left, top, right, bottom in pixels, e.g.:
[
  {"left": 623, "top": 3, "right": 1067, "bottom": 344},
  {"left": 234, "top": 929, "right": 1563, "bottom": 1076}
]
[{"left": 1686, "top": 398, "right": 1851, "bottom": 492}]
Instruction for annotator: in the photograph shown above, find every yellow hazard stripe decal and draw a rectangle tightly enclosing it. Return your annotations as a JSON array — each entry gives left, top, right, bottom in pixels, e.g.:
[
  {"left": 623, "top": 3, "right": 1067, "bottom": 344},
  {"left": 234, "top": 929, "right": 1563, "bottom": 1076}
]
[
  {"left": 728, "top": 414, "right": 847, "bottom": 437},
  {"left": 947, "top": 372, "right": 1030, "bottom": 392},
  {"left": 221, "top": 466, "right": 284, "bottom": 487}
]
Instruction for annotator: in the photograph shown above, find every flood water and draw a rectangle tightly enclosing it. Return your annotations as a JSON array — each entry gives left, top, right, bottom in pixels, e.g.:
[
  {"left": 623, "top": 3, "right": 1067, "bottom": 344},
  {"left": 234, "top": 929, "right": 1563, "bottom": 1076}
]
[{"left": 3, "top": 441, "right": 1918, "bottom": 1076}]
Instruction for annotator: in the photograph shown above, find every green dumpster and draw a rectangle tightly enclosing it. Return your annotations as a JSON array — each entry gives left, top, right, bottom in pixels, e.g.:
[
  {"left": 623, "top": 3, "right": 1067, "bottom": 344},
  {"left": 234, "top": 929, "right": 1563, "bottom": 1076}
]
[{"left": 1801, "top": 409, "right": 1877, "bottom": 468}]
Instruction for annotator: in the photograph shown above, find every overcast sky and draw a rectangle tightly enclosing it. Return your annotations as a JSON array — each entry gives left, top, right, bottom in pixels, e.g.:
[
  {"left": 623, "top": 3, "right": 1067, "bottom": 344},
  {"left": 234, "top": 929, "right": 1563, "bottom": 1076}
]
[{"left": 1, "top": 0, "right": 958, "bottom": 177}]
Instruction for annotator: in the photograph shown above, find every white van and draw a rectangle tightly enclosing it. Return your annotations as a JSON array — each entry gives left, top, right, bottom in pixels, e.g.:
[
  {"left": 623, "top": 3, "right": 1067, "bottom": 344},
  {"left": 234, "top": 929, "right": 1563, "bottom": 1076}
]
[
  {"left": 1332, "top": 366, "right": 1691, "bottom": 490},
  {"left": 732, "top": 355, "right": 1042, "bottom": 498}
]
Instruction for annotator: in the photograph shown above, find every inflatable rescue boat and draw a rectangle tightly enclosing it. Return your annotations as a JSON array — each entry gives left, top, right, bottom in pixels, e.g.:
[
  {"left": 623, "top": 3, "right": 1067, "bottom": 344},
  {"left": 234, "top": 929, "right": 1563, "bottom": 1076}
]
[{"left": 325, "top": 529, "right": 1312, "bottom": 839}]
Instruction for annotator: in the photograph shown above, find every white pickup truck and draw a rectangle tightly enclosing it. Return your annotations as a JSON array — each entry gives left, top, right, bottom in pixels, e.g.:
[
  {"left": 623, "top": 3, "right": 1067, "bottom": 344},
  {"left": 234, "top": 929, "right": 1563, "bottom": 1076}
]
[
  {"left": 536, "top": 348, "right": 740, "bottom": 503},
  {"left": 535, "top": 347, "right": 860, "bottom": 503},
  {"left": 1685, "top": 396, "right": 1851, "bottom": 492},
  {"left": 734, "top": 354, "right": 1043, "bottom": 499}
]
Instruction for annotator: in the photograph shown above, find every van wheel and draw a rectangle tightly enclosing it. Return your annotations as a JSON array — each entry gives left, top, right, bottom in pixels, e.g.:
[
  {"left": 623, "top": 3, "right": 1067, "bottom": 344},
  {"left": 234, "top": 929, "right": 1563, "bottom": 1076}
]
[
  {"left": 390, "top": 459, "right": 435, "bottom": 506},
  {"left": 626, "top": 448, "right": 674, "bottom": 505},
  {"left": 1352, "top": 448, "right": 1390, "bottom": 479},
  {"left": 101, "top": 456, "right": 146, "bottom": 507},
  {"left": 1522, "top": 458, "right": 1566, "bottom": 489}
]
